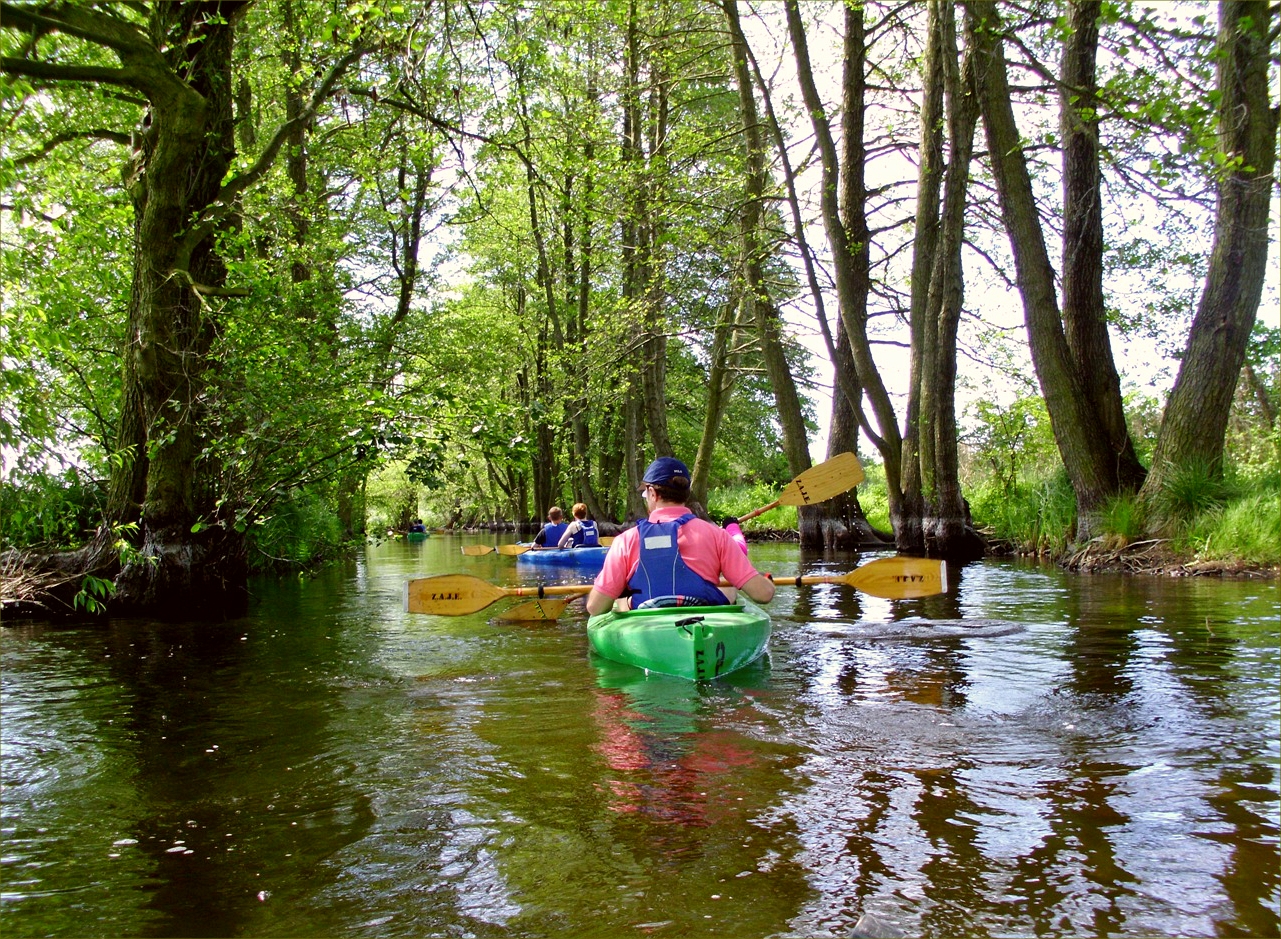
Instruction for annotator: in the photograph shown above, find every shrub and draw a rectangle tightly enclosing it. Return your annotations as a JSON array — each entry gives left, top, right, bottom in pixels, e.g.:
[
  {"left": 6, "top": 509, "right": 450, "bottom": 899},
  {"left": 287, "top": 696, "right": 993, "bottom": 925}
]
[
  {"left": 248, "top": 490, "right": 347, "bottom": 572},
  {"left": 0, "top": 466, "right": 105, "bottom": 550}
]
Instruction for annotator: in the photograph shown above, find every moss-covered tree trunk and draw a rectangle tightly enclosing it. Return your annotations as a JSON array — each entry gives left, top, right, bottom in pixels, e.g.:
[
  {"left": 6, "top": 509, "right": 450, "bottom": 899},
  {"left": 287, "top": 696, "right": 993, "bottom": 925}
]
[{"left": 107, "top": 3, "right": 249, "bottom": 614}]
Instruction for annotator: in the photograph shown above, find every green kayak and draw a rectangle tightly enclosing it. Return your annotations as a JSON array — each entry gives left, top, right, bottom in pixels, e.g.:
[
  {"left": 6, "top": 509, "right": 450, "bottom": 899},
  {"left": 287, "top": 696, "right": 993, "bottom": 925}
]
[{"left": 586, "top": 597, "right": 771, "bottom": 681}]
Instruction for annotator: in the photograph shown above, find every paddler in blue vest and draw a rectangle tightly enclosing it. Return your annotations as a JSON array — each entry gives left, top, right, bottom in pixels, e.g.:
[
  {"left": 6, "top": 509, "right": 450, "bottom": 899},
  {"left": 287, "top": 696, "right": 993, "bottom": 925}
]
[
  {"left": 585, "top": 457, "right": 775, "bottom": 614},
  {"left": 532, "top": 506, "right": 568, "bottom": 547},
  {"left": 557, "top": 502, "right": 600, "bottom": 548}
]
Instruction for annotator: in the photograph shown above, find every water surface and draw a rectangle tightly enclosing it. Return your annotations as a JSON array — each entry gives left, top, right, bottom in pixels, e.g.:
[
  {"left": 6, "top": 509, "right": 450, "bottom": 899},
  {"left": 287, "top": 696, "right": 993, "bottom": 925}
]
[{"left": 3, "top": 536, "right": 1277, "bottom": 937}]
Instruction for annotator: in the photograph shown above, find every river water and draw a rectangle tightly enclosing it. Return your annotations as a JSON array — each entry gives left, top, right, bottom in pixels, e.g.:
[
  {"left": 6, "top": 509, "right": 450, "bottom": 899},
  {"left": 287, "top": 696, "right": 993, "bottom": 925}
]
[{"left": 2, "top": 536, "right": 1277, "bottom": 938}]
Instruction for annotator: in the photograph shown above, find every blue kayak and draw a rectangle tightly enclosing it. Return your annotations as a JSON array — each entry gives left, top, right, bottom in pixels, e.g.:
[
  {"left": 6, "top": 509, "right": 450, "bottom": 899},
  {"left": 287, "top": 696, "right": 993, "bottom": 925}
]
[{"left": 514, "top": 545, "right": 609, "bottom": 570}]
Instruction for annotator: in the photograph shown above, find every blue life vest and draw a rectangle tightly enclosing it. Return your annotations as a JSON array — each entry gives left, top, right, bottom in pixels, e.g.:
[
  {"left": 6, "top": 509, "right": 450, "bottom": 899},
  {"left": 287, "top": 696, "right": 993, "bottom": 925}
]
[
  {"left": 539, "top": 522, "right": 568, "bottom": 546},
  {"left": 571, "top": 519, "right": 600, "bottom": 547},
  {"left": 627, "top": 514, "right": 729, "bottom": 608}
]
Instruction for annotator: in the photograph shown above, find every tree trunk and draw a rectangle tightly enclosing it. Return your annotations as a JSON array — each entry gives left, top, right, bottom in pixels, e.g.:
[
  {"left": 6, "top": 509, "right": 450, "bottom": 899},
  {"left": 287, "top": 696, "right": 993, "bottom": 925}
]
[
  {"left": 899, "top": 0, "right": 949, "bottom": 554},
  {"left": 110, "top": 3, "right": 250, "bottom": 614},
  {"left": 815, "top": 318, "right": 892, "bottom": 549},
  {"left": 724, "top": 0, "right": 812, "bottom": 487},
  {"left": 691, "top": 289, "right": 746, "bottom": 509},
  {"left": 741, "top": 16, "right": 882, "bottom": 549},
  {"left": 785, "top": 0, "right": 905, "bottom": 520},
  {"left": 967, "top": 0, "right": 1124, "bottom": 541},
  {"left": 904, "top": 2, "right": 982, "bottom": 559},
  {"left": 568, "top": 60, "right": 609, "bottom": 522},
  {"left": 1140, "top": 0, "right": 1277, "bottom": 504},
  {"left": 1060, "top": 0, "right": 1147, "bottom": 495},
  {"left": 2, "top": 2, "right": 369, "bottom": 614}
]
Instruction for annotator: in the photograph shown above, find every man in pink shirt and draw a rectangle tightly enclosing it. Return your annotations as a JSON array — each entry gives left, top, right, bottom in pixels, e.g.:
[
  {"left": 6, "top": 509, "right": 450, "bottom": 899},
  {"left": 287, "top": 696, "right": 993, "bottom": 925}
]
[{"left": 586, "top": 457, "right": 775, "bottom": 615}]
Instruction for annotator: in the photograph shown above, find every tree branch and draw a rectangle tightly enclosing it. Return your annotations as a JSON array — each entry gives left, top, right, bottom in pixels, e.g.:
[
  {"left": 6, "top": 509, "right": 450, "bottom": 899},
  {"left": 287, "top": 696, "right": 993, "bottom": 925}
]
[
  {"left": 174, "top": 44, "right": 373, "bottom": 267},
  {"left": 12, "top": 128, "right": 133, "bottom": 166}
]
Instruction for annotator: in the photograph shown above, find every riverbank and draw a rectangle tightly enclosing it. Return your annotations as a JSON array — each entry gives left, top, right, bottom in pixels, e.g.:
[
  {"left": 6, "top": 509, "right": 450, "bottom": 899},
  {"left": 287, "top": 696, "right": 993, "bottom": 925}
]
[{"left": 1060, "top": 537, "right": 1281, "bottom": 579}]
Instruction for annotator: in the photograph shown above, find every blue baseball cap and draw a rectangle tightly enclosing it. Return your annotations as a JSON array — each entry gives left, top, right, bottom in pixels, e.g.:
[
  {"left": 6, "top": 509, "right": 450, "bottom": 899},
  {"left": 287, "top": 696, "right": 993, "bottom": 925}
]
[{"left": 642, "top": 457, "right": 690, "bottom": 486}]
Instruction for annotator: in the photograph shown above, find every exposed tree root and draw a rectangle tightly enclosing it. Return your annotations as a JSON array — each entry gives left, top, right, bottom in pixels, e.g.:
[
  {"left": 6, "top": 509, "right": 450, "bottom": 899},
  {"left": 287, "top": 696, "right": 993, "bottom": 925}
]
[{"left": 1064, "top": 537, "right": 1279, "bottom": 579}]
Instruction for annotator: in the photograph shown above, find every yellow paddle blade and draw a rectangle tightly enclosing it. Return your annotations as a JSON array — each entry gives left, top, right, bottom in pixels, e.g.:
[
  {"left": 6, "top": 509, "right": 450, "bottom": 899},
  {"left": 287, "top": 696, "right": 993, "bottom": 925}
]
[
  {"left": 843, "top": 557, "right": 946, "bottom": 599},
  {"left": 768, "top": 557, "right": 947, "bottom": 600},
  {"left": 775, "top": 451, "right": 865, "bottom": 506},
  {"left": 495, "top": 544, "right": 533, "bottom": 556},
  {"left": 598, "top": 536, "right": 614, "bottom": 546},
  {"left": 460, "top": 545, "right": 495, "bottom": 556},
  {"left": 405, "top": 574, "right": 510, "bottom": 614},
  {"left": 405, "top": 575, "right": 593, "bottom": 615},
  {"left": 494, "top": 598, "right": 572, "bottom": 622}
]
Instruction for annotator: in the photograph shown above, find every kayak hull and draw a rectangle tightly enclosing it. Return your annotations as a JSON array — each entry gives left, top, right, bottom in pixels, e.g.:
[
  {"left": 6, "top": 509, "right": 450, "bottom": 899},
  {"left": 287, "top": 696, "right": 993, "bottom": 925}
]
[
  {"left": 515, "top": 545, "right": 608, "bottom": 569},
  {"left": 406, "top": 531, "right": 428, "bottom": 542},
  {"left": 587, "top": 597, "right": 771, "bottom": 681}
]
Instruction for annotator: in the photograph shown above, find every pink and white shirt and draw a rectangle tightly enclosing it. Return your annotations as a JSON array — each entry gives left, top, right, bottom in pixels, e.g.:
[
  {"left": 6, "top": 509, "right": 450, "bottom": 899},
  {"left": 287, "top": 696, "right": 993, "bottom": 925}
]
[{"left": 592, "top": 506, "right": 763, "bottom": 604}]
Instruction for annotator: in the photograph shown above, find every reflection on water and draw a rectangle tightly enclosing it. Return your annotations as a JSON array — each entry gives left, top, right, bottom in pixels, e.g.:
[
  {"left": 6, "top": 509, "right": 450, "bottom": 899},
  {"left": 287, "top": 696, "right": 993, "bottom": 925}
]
[{"left": 2, "top": 538, "right": 1277, "bottom": 937}]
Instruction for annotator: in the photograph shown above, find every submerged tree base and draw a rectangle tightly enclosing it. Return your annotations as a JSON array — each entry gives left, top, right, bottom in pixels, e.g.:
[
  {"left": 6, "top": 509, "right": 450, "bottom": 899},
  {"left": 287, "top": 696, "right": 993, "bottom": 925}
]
[{"left": 1, "top": 527, "right": 249, "bottom": 622}]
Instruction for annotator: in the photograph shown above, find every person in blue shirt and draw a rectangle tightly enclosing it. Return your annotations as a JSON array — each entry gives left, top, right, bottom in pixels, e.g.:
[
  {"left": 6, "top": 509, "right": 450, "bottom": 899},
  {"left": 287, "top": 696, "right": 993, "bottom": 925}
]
[
  {"left": 557, "top": 503, "right": 600, "bottom": 547},
  {"left": 532, "top": 506, "right": 568, "bottom": 547}
]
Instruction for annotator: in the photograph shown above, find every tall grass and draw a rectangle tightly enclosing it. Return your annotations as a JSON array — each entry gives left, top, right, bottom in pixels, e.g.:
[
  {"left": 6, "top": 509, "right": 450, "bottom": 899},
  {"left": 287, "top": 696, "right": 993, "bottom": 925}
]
[
  {"left": 967, "top": 469, "right": 1077, "bottom": 554},
  {"left": 964, "top": 459, "right": 1279, "bottom": 566},
  {"left": 1146, "top": 458, "right": 1242, "bottom": 528},
  {"left": 1180, "top": 491, "right": 1281, "bottom": 564}
]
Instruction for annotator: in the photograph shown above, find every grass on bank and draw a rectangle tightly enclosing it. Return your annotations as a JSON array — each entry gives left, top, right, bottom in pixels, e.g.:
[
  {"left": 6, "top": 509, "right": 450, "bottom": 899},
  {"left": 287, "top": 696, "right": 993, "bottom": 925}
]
[{"left": 964, "top": 462, "right": 1281, "bottom": 566}]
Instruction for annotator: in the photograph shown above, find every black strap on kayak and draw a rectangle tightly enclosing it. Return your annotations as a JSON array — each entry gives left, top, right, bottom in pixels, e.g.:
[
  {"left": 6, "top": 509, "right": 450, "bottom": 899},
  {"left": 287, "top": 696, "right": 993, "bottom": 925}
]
[{"left": 676, "top": 616, "right": 705, "bottom": 634}]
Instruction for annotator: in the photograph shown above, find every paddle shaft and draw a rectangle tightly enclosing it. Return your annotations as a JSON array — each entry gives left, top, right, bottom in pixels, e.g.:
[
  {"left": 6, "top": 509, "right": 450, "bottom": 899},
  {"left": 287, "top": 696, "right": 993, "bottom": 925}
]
[
  {"left": 464, "top": 538, "right": 614, "bottom": 557},
  {"left": 738, "top": 498, "right": 782, "bottom": 523},
  {"left": 406, "top": 557, "right": 945, "bottom": 616}
]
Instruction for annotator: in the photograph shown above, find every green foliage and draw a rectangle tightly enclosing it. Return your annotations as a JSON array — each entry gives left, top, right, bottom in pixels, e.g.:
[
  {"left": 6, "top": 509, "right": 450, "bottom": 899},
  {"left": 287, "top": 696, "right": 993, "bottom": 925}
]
[
  {"left": 247, "top": 490, "right": 349, "bottom": 573},
  {"left": 968, "top": 469, "right": 1077, "bottom": 554},
  {"left": 851, "top": 460, "right": 891, "bottom": 533},
  {"left": 366, "top": 461, "right": 421, "bottom": 532},
  {"left": 1227, "top": 322, "right": 1281, "bottom": 475},
  {"left": 706, "top": 482, "right": 796, "bottom": 531},
  {"left": 0, "top": 466, "right": 105, "bottom": 550},
  {"left": 1181, "top": 490, "right": 1281, "bottom": 564},
  {"left": 73, "top": 574, "right": 115, "bottom": 614},
  {"left": 961, "top": 395, "right": 1061, "bottom": 492},
  {"left": 2, "top": 0, "right": 1273, "bottom": 586}
]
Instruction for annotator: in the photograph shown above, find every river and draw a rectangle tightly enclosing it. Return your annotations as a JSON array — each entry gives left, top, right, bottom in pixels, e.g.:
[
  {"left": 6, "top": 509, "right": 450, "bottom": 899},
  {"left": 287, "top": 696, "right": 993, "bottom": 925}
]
[{"left": 2, "top": 535, "right": 1277, "bottom": 938}]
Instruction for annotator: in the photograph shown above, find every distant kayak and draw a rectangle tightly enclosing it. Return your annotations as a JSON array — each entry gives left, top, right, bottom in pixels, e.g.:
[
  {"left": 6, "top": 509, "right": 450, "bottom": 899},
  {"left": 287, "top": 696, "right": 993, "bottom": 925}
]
[
  {"left": 587, "top": 597, "right": 771, "bottom": 681},
  {"left": 406, "top": 531, "right": 428, "bottom": 542},
  {"left": 513, "top": 544, "right": 608, "bottom": 569}
]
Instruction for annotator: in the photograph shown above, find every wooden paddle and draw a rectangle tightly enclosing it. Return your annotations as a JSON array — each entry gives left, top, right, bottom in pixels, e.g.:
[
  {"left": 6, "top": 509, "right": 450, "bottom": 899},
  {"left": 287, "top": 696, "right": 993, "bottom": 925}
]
[
  {"left": 405, "top": 574, "right": 595, "bottom": 615},
  {"left": 405, "top": 556, "right": 947, "bottom": 617},
  {"left": 738, "top": 451, "right": 865, "bottom": 523},
  {"left": 462, "top": 537, "right": 614, "bottom": 557}
]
